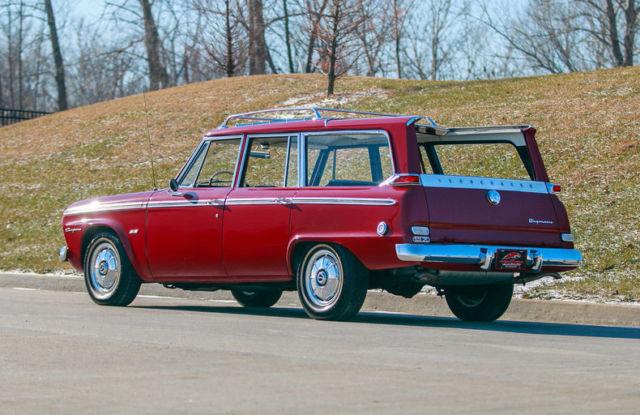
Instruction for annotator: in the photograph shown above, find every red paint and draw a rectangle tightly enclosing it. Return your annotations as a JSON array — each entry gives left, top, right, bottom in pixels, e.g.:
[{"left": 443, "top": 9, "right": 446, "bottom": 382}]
[
  {"left": 146, "top": 188, "right": 230, "bottom": 281},
  {"left": 61, "top": 117, "right": 577, "bottom": 284}
]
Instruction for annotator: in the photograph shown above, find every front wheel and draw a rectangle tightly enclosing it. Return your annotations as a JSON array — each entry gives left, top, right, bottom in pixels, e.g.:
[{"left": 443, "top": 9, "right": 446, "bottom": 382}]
[
  {"left": 444, "top": 284, "right": 514, "bottom": 322},
  {"left": 296, "top": 244, "right": 368, "bottom": 321},
  {"left": 231, "top": 288, "right": 282, "bottom": 308},
  {"left": 83, "top": 232, "right": 141, "bottom": 306}
]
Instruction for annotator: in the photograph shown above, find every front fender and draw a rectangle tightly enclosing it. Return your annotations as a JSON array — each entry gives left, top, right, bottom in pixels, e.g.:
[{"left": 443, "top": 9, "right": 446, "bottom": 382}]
[{"left": 62, "top": 216, "right": 151, "bottom": 281}]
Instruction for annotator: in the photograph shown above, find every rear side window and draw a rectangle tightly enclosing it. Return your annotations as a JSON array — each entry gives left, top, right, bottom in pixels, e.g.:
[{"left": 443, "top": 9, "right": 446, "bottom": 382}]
[
  {"left": 306, "top": 132, "right": 393, "bottom": 186},
  {"left": 420, "top": 142, "right": 533, "bottom": 180}
]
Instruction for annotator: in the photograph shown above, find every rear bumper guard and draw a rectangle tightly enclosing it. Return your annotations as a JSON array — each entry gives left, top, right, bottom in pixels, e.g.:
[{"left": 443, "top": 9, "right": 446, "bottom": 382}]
[{"left": 395, "top": 243, "right": 582, "bottom": 271}]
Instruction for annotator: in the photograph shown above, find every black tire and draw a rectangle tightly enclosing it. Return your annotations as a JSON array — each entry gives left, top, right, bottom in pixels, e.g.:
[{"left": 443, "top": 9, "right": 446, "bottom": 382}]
[
  {"left": 296, "top": 244, "right": 368, "bottom": 321},
  {"left": 444, "top": 284, "right": 514, "bottom": 322},
  {"left": 83, "top": 232, "right": 141, "bottom": 306},
  {"left": 231, "top": 288, "right": 283, "bottom": 308}
]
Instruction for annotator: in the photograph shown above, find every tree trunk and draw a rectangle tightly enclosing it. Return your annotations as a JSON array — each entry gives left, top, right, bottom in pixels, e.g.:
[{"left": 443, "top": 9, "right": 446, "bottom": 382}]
[
  {"left": 326, "top": 1, "right": 341, "bottom": 95},
  {"left": 283, "top": 0, "right": 294, "bottom": 73},
  {"left": 623, "top": 0, "right": 637, "bottom": 66},
  {"left": 605, "top": 0, "right": 625, "bottom": 66},
  {"left": 430, "top": 32, "right": 438, "bottom": 81},
  {"left": 266, "top": 44, "right": 278, "bottom": 74},
  {"left": 248, "top": 0, "right": 267, "bottom": 74},
  {"left": 139, "top": 0, "right": 169, "bottom": 90},
  {"left": 305, "top": 0, "right": 329, "bottom": 73},
  {"left": 225, "top": 0, "right": 235, "bottom": 76},
  {"left": 7, "top": 6, "right": 15, "bottom": 108},
  {"left": 18, "top": 1, "right": 24, "bottom": 109},
  {"left": 44, "top": 0, "right": 68, "bottom": 110},
  {"left": 393, "top": 0, "right": 402, "bottom": 79}
]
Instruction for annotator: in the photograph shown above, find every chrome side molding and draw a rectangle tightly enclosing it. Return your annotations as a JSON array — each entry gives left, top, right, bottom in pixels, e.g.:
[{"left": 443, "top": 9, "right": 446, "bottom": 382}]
[
  {"left": 395, "top": 243, "right": 582, "bottom": 270},
  {"left": 420, "top": 174, "right": 551, "bottom": 194}
]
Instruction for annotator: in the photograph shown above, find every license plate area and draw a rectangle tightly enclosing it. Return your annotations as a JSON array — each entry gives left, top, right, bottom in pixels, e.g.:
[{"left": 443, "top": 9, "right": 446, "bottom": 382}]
[{"left": 494, "top": 249, "right": 528, "bottom": 271}]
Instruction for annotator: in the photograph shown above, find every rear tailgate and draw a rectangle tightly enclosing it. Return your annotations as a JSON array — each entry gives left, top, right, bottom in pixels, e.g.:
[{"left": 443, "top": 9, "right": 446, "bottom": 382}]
[
  {"left": 421, "top": 175, "right": 563, "bottom": 247},
  {"left": 415, "top": 125, "right": 569, "bottom": 248}
]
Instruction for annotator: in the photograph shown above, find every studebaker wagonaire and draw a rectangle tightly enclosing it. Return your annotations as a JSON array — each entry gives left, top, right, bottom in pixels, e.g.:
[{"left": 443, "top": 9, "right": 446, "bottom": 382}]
[{"left": 60, "top": 107, "right": 582, "bottom": 322}]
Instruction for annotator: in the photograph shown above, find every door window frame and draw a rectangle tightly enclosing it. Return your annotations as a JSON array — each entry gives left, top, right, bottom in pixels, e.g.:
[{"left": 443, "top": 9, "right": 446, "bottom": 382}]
[{"left": 237, "top": 133, "right": 303, "bottom": 189}]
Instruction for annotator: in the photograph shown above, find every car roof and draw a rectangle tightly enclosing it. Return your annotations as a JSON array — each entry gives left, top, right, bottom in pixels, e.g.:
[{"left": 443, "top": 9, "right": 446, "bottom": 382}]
[{"left": 204, "top": 116, "right": 415, "bottom": 138}]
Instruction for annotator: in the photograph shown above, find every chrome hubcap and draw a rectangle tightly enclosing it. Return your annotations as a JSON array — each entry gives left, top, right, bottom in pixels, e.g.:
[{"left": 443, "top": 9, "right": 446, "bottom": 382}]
[
  {"left": 89, "top": 241, "right": 121, "bottom": 298},
  {"left": 304, "top": 247, "right": 343, "bottom": 311}
]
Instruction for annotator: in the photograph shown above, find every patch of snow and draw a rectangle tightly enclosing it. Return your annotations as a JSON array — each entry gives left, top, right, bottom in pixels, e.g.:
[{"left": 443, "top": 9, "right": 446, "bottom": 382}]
[
  {"left": 1, "top": 269, "right": 82, "bottom": 278},
  {"left": 279, "top": 88, "right": 389, "bottom": 109}
]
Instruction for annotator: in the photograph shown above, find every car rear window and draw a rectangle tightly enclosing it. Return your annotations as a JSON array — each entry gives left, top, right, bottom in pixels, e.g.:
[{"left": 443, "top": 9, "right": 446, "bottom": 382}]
[
  {"left": 306, "top": 133, "right": 393, "bottom": 186},
  {"left": 420, "top": 142, "right": 533, "bottom": 180}
]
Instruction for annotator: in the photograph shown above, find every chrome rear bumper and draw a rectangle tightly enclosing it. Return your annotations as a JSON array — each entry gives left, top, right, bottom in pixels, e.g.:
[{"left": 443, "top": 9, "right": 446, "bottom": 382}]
[
  {"left": 396, "top": 243, "right": 582, "bottom": 271},
  {"left": 59, "top": 246, "right": 69, "bottom": 262}
]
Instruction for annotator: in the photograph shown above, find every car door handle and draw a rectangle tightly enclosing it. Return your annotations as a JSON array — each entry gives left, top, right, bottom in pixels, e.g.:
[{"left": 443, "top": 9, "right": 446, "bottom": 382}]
[
  {"left": 274, "top": 197, "right": 293, "bottom": 205},
  {"left": 208, "top": 199, "right": 225, "bottom": 206}
]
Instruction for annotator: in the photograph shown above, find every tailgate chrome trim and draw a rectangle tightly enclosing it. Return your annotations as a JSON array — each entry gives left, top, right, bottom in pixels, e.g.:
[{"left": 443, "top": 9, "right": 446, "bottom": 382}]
[
  {"left": 396, "top": 243, "right": 582, "bottom": 269},
  {"left": 420, "top": 174, "right": 550, "bottom": 194}
]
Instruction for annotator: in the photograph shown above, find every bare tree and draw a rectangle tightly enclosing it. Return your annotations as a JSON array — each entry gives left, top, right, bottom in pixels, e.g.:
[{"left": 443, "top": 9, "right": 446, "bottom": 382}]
[
  {"left": 105, "top": 0, "right": 172, "bottom": 90},
  {"left": 317, "top": 0, "right": 362, "bottom": 95},
  {"left": 139, "top": 0, "right": 170, "bottom": 89},
  {"left": 296, "top": 0, "right": 329, "bottom": 73},
  {"left": 191, "top": 0, "right": 246, "bottom": 77},
  {"left": 391, "top": 0, "right": 410, "bottom": 78},
  {"left": 43, "top": 0, "right": 67, "bottom": 110},
  {"left": 68, "top": 19, "right": 145, "bottom": 106},
  {"left": 578, "top": 0, "right": 638, "bottom": 67},
  {"left": 246, "top": 0, "right": 267, "bottom": 74},
  {"left": 354, "top": 0, "right": 390, "bottom": 77},
  {"left": 0, "top": 0, "right": 54, "bottom": 110},
  {"left": 282, "top": 0, "right": 295, "bottom": 72},
  {"left": 480, "top": 0, "right": 593, "bottom": 74},
  {"left": 405, "top": 0, "right": 471, "bottom": 80}
]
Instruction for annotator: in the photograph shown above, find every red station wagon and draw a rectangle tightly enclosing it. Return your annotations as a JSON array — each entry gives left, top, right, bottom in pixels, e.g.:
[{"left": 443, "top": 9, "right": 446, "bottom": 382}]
[{"left": 60, "top": 107, "right": 582, "bottom": 322}]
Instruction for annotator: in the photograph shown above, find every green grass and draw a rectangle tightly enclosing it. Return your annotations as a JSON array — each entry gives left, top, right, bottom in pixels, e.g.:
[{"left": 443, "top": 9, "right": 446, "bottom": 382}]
[{"left": 0, "top": 70, "right": 638, "bottom": 300}]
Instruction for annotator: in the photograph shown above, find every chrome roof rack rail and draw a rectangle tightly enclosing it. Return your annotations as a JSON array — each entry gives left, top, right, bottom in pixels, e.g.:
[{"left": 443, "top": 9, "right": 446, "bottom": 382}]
[{"left": 217, "top": 106, "right": 434, "bottom": 128}]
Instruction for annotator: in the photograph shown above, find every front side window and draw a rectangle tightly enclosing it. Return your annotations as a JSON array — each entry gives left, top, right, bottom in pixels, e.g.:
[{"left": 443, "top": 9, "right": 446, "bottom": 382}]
[
  {"left": 306, "top": 133, "right": 393, "bottom": 186},
  {"left": 179, "top": 138, "right": 241, "bottom": 187},
  {"left": 241, "top": 135, "right": 298, "bottom": 188}
]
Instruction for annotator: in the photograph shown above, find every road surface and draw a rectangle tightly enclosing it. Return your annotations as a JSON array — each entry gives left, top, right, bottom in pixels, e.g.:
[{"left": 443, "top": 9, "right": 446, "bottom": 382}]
[{"left": 1, "top": 287, "right": 639, "bottom": 414}]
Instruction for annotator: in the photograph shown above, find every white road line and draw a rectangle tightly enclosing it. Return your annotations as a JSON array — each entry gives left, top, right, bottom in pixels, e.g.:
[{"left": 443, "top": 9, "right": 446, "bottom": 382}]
[{"left": 13, "top": 287, "right": 38, "bottom": 291}]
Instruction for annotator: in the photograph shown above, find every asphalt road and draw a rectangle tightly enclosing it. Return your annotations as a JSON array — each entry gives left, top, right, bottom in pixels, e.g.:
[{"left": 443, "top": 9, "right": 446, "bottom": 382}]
[{"left": 1, "top": 287, "right": 639, "bottom": 415}]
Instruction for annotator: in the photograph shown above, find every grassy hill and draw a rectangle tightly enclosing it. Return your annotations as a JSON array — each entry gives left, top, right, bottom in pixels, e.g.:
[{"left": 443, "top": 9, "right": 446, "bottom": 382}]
[{"left": 1, "top": 69, "right": 638, "bottom": 301}]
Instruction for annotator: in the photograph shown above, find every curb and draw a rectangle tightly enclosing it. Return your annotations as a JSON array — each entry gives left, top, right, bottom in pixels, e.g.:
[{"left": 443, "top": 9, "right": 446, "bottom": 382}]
[{"left": 2, "top": 273, "right": 639, "bottom": 326}]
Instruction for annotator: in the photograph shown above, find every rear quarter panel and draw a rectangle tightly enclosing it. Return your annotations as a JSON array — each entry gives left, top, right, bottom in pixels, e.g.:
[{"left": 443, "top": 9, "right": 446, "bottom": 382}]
[{"left": 288, "top": 186, "right": 428, "bottom": 271}]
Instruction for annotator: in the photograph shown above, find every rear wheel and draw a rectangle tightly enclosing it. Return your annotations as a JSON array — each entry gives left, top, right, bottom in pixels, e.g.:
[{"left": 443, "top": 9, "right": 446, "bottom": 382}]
[
  {"left": 83, "top": 232, "right": 141, "bottom": 306},
  {"left": 296, "top": 244, "right": 368, "bottom": 321},
  {"left": 444, "top": 284, "right": 513, "bottom": 322},
  {"left": 231, "top": 288, "right": 282, "bottom": 308}
]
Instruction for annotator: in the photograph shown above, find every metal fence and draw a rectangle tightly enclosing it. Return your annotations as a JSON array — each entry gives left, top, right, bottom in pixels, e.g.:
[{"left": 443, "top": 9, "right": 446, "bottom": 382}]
[{"left": 1, "top": 108, "right": 50, "bottom": 127}]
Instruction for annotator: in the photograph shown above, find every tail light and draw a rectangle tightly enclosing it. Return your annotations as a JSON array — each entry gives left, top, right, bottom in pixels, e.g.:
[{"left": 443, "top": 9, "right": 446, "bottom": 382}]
[
  {"left": 547, "top": 183, "right": 561, "bottom": 194},
  {"left": 383, "top": 174, "right": 421, "bottom": 187}
]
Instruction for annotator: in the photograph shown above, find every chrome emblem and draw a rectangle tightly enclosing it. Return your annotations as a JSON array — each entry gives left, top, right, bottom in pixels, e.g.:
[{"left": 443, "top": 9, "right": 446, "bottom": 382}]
[
  {"left": 376, "top": 221, "right": 388, "bottom": 236},
  {"left": 486, "top": 190, "right": 501, "bottom": 206}
]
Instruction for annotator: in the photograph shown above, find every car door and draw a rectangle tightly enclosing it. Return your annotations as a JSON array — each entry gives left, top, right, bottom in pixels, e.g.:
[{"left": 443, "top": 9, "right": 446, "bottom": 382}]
[
  {"left": 222, "top": 134, "right": 299, "bottom": 279},
  {"left": 146, "top": 137, "right": 242, "bottom": 281}
]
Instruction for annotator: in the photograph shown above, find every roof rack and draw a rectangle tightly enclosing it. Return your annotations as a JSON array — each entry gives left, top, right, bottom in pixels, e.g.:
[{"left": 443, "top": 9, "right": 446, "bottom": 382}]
[{"left": 218, "top": 106, "right": 437, "bottom": 128}]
